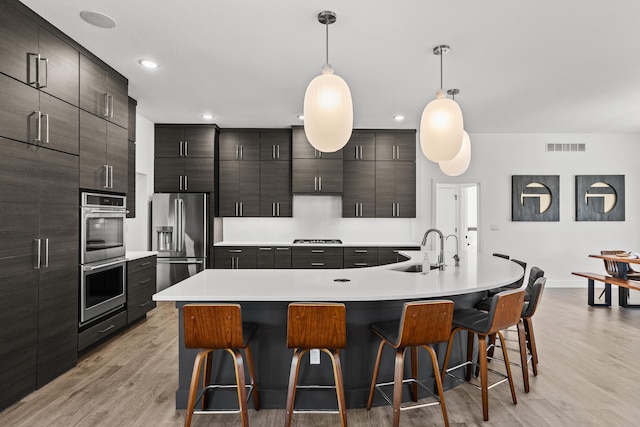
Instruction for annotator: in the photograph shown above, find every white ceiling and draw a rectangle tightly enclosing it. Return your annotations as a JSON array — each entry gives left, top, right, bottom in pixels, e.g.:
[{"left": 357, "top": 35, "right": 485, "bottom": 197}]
[{"left": 20, "top": 0, "right": 640, "bottom": 133}]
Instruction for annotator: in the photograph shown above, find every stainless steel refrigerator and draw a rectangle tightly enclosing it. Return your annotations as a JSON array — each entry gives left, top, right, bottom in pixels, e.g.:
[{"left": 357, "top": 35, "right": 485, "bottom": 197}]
[{"left": 151, "top": 193, "right": 208, "bottom": 291}]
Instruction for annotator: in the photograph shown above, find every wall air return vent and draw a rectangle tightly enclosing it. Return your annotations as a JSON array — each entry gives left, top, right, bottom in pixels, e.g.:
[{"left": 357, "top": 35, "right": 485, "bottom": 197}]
[{"left": 546, "top": 143, "right": 586, "bottom": 152}]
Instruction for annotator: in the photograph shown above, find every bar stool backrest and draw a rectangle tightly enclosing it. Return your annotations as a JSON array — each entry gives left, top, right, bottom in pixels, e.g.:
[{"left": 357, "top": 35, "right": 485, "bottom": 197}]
[
  {"left": 183, "top": 304, "right": 244, "bottom": 349},
  {"left": 486, "top": 289, "right": 526, "bottom": 335},
  {"left": 287, "top": 303, "right": 346, "bottom": 349},
  {"left": 522, "top": 277, "right": 546, "bottom": 319},
  {"left": 397, "top": 300, "right": 454, "bottom": 347},
  {"left": 525, "top": 267, "right": 545, "bottom": 297}
]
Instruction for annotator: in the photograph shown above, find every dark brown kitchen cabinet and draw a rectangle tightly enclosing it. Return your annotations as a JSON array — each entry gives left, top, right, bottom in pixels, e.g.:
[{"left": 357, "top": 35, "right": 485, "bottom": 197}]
[
  {"left": 155, "top": 125, "right": 216, "bottom": 158},
  {"left": 342, "top": 160, "right": 376, "bottom": 218},
  {"left": 375, "top": 130, "right": 416, "bottom": 161},
  {"left": 128, "top": 97, "right": 137, "bottom": 143},
  {"left": 80, "top": 54, "right": 128, "bottom": 129},
  {"left": 291, "top": 246, "right": 344, "bottom": 269},
  {"left": 0, "top": 138, "right": 78, "bottom": 410},
  {"left": 344, "top": 247, "right": 378, "bottom": 268},
  {"left": 218, "top": 160, "right": 260, "bottom": 217},
  {"left": 375, "top": 161, "right": 416, "bottom": 218},
  {"left": 260, "top": 161, "right": 292, "bottom": 217},
  {"left": 79, "top": 110, "right": 128, "bottom": 193},
  {"left": 377, "top": 246, "right": 420, "bottom": 265},
  {"left": 214, "top": 247, "right": 257, "bottom": 269},
  {"left": 292, "top": 158, "right": 343, "bottom": 194},
  {"left": 0, "top": 3, "right": 79, "bottom": 106},
  {"left": 127, "top": 98, "right": 136, "bottom": 218},
  {"left": 343, "top": 131, "right": 375, "bottom": 161},
  {"left": 260, "top": 130, "right": 291, "bottom": 160},
  {"left": 257, "top": 246, "right": 292, "bottom": 268},
  {"left": 127, "top": 256, "right": 157, "bottom": 324},
  {"left": 219, "top": 130, "right": 261, "bottom": 161},
  {"left": 0, "top": 73, "right": 79, "bottom": 155}
]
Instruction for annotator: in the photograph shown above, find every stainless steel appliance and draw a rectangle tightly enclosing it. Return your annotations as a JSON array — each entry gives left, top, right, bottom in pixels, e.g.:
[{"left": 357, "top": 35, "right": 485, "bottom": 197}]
[
  {"left": 81, "top": 192, "right": 127, "bottom": 264},
  {"left": 151, "top": 193, "right": 208, "bottom": 291},
  {"left": 80, "top": 192, "right": 128, "bottom": 324},
  {"left": 80, "top": 257, "right": 126, "bottom": 323}
]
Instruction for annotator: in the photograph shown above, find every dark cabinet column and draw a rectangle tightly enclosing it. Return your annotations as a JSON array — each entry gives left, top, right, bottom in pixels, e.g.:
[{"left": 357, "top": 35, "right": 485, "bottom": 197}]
[
  {"left": 38, "top": 27, "right": 79, "bottom": 106},
  {"left": 343, "top": 161, "right": 375, "bottom": 218},
  {"left": 260, "top": 161, "right": 292, "bottom": 217},
  {"left": 79, "top": 110, "right": 108, "bottom": 190}
]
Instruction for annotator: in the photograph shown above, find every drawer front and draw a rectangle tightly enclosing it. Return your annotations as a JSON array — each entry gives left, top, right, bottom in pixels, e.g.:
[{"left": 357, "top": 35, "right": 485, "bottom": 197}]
[
  {"left": 291, "top": 247, "right": 343, "bottom": 269},
  {"left": 214, "top": 247, "right": 257, "bottom": 269},
  {"left": 78, "top": 311, "right": 127, "bottom": 351},
  {"left": 256, "top": 247, "right": 274, "bottom": 268},
  {"left": 127, "top": 274, "right": 156, "bottom": 323},
  {"left": 274, "top": 247, "right": 291, "bottom": 268},
  {"left": 127, "top": 256, "right": 157, "bottom": 275},
  {"left": 344, "top": 247, "right": 378, "bottom": 268},
  {"left": 377, "top": 246, "right": 419, "bottom": 265}
]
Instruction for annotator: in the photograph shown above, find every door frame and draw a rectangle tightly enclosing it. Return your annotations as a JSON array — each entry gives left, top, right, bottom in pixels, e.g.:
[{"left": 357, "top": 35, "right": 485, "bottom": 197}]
[{"left": 432, "top": 181, "right": 481, "bottom": 254}]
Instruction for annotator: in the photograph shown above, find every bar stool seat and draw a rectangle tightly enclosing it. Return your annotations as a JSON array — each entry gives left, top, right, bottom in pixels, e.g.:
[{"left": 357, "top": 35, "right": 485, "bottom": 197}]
[
  {"left": 182, "top": 303, "right": 259, "bottom": 427},
  {"left": 285, "top": 302, "right": 347, "bottom": 427},
  {"left": 441, "top": 289, "right": 526, "bottom": 421},
  {"left": 367, "top": 300, "right": 454, "bottom": 427}
]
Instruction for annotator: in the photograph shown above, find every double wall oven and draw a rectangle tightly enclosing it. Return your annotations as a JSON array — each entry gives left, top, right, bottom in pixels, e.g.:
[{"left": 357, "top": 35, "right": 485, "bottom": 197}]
[{"left": 80, "top": 192, "right": 127, "bottom": 325}]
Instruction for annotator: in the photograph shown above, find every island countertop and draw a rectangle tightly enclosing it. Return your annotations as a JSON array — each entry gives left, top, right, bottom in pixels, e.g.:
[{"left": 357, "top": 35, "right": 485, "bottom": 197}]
[{"left": 153, "top": 251, "right": 523, "bottom": 302}]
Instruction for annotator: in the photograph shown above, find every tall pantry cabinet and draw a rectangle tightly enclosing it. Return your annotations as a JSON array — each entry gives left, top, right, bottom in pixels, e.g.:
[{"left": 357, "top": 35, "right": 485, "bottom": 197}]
[{"left": 0, "top": 0, "right": 129, "bottom": 410}]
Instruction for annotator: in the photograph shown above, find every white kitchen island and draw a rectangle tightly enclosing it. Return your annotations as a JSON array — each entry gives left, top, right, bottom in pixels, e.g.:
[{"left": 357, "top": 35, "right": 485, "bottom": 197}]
[{"left": 153, "top": 252, "right": 523, "bottom": 410}]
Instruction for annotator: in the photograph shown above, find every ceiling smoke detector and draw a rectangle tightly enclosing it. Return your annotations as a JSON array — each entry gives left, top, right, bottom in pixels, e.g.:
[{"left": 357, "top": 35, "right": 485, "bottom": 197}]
[{"left": 80, "top": 11, "right": 117, "bottom": 29}]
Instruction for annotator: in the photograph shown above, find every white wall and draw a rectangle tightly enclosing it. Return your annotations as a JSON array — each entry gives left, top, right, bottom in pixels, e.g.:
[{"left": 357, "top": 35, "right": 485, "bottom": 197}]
[
  {"left": 124, "top": 113, "right": 155, "bottom": 251},
  {"left": 131, "top": 127, "right": 640, "bottom": 288}
]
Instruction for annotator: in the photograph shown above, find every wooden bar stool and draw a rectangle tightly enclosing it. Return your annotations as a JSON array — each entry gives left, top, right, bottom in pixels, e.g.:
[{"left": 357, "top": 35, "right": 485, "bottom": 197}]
[
  {"left": 285, "top": 302, "right": 347, "bottom": 427},
  {"left": 441, "top": 289, "right": 526, "bottom": 421},
  {"left": 367, "top": 300, "right": 454, "bottom": 427},
  {"left": 182, "top": 304, "right": 259, "bottom": 427}
]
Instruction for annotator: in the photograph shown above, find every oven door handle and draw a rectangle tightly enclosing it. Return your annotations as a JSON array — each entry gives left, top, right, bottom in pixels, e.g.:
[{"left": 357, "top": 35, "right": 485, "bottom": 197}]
[
  {"left": 84, "top": 209, "right": 126, "bottom": 215},
  {"left": 83, "top": 259, "right": 126, "bottom": 271}
]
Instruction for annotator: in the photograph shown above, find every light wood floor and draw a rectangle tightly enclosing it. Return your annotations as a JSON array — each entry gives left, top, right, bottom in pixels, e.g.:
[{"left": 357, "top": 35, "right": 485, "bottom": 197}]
[{"left": 2, "top": 288, "right": 640, "bottom": 426}]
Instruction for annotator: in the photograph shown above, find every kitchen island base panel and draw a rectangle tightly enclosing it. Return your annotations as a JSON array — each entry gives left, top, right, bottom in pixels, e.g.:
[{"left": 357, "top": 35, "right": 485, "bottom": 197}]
[{"left": 173, "top": 294, "right": 481, "bottom": 410}]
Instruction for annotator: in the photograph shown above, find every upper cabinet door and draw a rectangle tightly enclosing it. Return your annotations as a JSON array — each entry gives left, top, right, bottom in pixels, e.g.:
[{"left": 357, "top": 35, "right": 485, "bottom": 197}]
[
  {"left": 183, "top": 127, "right": 215, "bottom": 158},
  {"left": 0, "top": 73, "right": 39, "bottom": 144},
  {"left": 107, "top": 74, "right": 128, "bottom": 129},
  {"left": 38, "top": 27, "right": 79, "bottom": 106},
  {"left": 219, "top": 131, "right": 260, "bottom": 160},
  {"left": 343, "top": 131, "right": 375, "bottom": 161},
  {"left": 0, "top": 3, "right": 38, "bottom": 85},
  {"left": 155, "top": 127, "right": 185, "bottom": 157},
  {"left": 375, "top": 131, "right": 416, "bottom": 161},
  {"left": 80, "top": 54, "right": 128, "bottom": 129},
  {"left": 260, "top": 130, "right": 291, "bottom": 161}
]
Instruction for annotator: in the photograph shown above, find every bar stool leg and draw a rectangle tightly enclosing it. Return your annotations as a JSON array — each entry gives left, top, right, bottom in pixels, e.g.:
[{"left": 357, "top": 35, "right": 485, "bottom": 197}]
[
  {"left": 466, "top": 331, "right": 475, "bottom": 381},
  {"left": 327, "top": 348, "right": 348, "bottom": 427},
  {"left": 423, "top": 345, "right": 449, "bottom": 427},
  {"left": 478, "top": 335, "right": 489, "bottom": 421},
  {"left": 516, "top": 320, "right": 530, "bottom": 393},
  {"left": 410, "top": 346, "right": 418, "bottom": 401},
  {"left": 228, "top": 348, "right": 249, "bottom": 427},
  {"left": 524, "top": 318, "right": 539, "bottom": 375},
  {"left": 202, "top": 351, "right": 213, "bottom": 409},
  {"left": 367, "top": 340, "right": 386, "bottom": 410},
  {"left": 244, "top": 346, "right": 260, "bottom": 410},
  {"left": 440, "top": 327, "right": 461, "bottom": 381},
  {"left": 185, "top": 349, "right": 210, "bottom": 427},
  {"left": 497, "top": 332, "right": 518, "bottom": 405},
  {"left": 392, "top": 348, "right": 406, "bottom": 427},
  {"left": 285, "top": 349, "right": 304, "bottom": 427}
]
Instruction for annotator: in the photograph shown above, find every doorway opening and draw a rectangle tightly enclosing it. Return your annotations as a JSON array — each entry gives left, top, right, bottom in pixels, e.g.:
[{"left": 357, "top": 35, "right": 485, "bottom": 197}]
[{"left": 434, "top": 182, "right": 479, "bottom": 254}]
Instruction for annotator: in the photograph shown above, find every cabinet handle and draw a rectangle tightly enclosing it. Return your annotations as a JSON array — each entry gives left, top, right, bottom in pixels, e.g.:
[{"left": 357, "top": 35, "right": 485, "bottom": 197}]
[
  {"left": 272, "top": 145, "right": 276, "bottom": 159},
  {"left": 35, "top": 110, "right": 42, "bottom": 143},
  {"left": 235, "top": 256, "right": 240, "bottom": 269},
  {"left": 229, "top": 249, "right": 242, "bottom": 253},
  {"left": 138, "top": 279, "right": 152, "bottom": 284},
  {"left": 180, "top": 141, "right": 184, "bottom": 156},
  {"left": 138, "top": 262, "right": 151, "bottom": 267},
  {"left": 311, "top": 262, "right": 325, "bottom": 266},
  {"left": 109, "top": 95, "right": 114, "bottom": 119},
  {"left": 277, "top": 202, "right": 280, "bottom": 216},
  {"left": 104, "top": 165, "right": 110, "bottom": 188},
  {"left": 39, "top": 57, "right": 48, "bottom": 88},
  {"left": 319, "top": 176, "right": 322, "bottom": 192},
  {"left": 314, "top": 176, "right": 318, "bottom": 191},
  {"left": 240, "top": 145, "right": 243, "bottom": 160},
  {"left": 258, "top": 247, "right": 271, "bottom": 251},
  {"left": 179, "top": 175, "right": 183, "bottom": 191},
  {"left": 277, "top": 145, "right": 280, "bottom": 159},
  {"left": 103, "top": 93, "right": 110, "bottom": 118},
  {"left": 354, "top": 145, "right": 358, "bottom": 160},
  {"left": 355, "top": 250, "right": 368, "bottom": 253},
  {"left": 28, "top": 53, "right": 38, "bottom": 85},
  {"left": 396, "top": 203, "right": 400, "bottom": 217},
  {"left": 98, "top": 324, "right": 115, "bottom": 334},
  {"left": 110, "top": 165, "right": 114, "bottom": 189},
  {"left": 311, "top": 249, "right": 324, "bottom": 253},
  {"left": 396, "top": 145, "right": 400, "bottom": 160},
  {"left": 184, "top": 140, "right": 188, "bottom": 156},
  {"left": 272, "top": 202, "right": 276, "bottom": 217},
  {"left": 139, "top": 300, "right": 152, "bottom": 307},
  {"left": 355, "top": 263, "right": 368, "bottom": 266},
  {"left": 43, "top": 238, "right": 49, "bottom": 268},
  {"left": 392, "top": 203, "right": 396, "bottom": 217},
  {"left": 43, "top": 113, "right": 49, "bottom": 143},
  {"left": 34, "top": 238, "right": 41, "bottom": 269},
  {"left": 184, "top": 175, "right": 188, "bottom": 191},
  {"left": 276, "top": 247, "right": 289, "bottom": 251},
  {"left": 355, "top": 203, "right": 358, "bottom": 217}
]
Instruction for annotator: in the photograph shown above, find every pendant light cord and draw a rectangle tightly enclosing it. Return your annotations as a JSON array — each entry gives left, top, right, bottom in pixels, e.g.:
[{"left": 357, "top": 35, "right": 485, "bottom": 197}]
[
  {"left": 440, "top": 50, "right": 443, "bottom": 90},
  {"left": 325, "top": 19, "right": 329, "bottom": 65}
]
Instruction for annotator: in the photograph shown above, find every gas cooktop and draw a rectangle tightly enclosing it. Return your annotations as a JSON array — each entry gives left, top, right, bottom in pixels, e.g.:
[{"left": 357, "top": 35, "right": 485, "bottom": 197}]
[{"left": 293, "top": 239, "right": 343, "bottom": 244}]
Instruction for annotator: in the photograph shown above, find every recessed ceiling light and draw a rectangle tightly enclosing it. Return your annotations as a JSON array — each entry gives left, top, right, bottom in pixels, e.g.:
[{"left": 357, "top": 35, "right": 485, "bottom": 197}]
[
  {"left": 139, "top": 59, "right": 158, "bottom": 69},
  {"left": 80, "top": 11, "right": 116, "bottom": 29},
  {"left": 297, "top": 115, "right": 304, "bottom": 120},
  {"left": 201, "top": 114, "right": 214, "bottom": 120},
  {"left": 393, "top": 115, "right": 405, "bottom": 121}
]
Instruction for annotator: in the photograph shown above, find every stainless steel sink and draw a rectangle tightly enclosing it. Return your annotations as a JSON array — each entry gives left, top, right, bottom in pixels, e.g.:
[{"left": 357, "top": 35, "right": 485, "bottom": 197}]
[{"left": 392, "top": 263, "right": 440, "bottom": 273}]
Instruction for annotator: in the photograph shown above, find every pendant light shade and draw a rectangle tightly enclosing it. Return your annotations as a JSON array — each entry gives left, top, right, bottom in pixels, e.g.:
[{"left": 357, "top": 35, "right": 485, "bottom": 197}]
[
  {"left": 303, "top": 11, "right": 353, "bottom": 153},
  {"left": 420, "top": 89, "right": 464, "bottom": 161},
  {"left": 304, "top": 65, "right": 353, "bottom": 153},
  {"left": 439, "top": 130, "right": 471, "bottom": 176},
  {"left": 420, "top": 45, "right": 464, "bottom": 162}
]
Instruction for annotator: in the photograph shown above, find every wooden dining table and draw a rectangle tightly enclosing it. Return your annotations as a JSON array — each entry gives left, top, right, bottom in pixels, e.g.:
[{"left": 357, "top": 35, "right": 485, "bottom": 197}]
[{"left": 584, "top": 253, "right": 640, "bottom": 308}]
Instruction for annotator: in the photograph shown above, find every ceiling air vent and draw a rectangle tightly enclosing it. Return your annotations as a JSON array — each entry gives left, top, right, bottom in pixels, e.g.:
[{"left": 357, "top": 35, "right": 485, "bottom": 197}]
[{"left": 546, "top": 143, "right": 585, "bottom": 152}]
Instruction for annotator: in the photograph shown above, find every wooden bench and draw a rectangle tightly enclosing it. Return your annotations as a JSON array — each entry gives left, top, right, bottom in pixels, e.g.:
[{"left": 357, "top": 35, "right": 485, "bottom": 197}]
[{"left": 572, "top": 272, "right": 640, "bottom": 307}]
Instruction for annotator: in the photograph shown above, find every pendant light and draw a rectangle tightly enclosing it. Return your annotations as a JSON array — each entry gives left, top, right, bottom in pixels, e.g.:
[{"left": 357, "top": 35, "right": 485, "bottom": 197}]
[
  {"left": 420, "top": 45, "right": 464, "bottom": 162},
  {"left": 439, "top": 89, "right": 471, "bottom": 176},
  {"left": 303, "top": 11, "right": 353, "bottom": 153}
]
